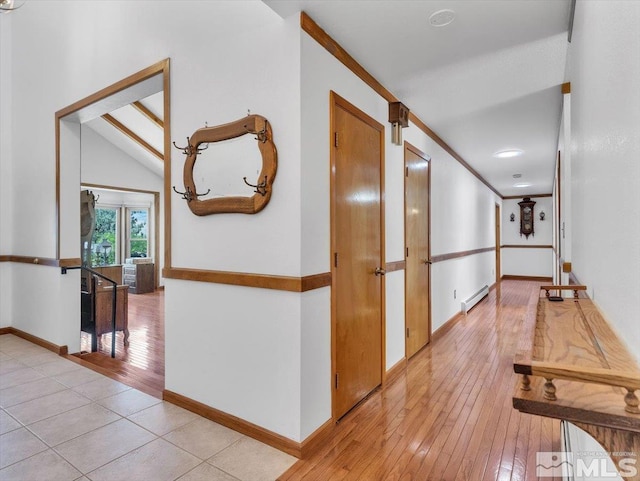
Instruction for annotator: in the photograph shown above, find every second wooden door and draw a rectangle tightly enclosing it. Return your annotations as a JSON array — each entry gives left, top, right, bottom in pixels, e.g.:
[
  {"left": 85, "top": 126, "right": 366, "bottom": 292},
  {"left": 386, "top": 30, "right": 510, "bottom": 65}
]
[{"left": 405, "top": 143, "right": 431, "bottom": 358}]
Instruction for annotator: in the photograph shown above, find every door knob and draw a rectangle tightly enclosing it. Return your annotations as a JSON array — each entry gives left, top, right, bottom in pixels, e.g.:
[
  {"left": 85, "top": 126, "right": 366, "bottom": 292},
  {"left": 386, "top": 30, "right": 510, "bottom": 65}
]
[
  {"left": 375, "top": 267, "right": 386, "bottom": 276},
  {"left": 422, "top": 259, "right": 432, "bottom": 265}
]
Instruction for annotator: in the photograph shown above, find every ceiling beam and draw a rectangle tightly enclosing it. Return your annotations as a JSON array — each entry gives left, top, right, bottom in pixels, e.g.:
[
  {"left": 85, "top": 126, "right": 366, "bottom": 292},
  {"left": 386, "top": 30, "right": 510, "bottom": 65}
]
[
  {"left": 131, "top": 101, "right": 164, "bottom": 129},
  {"left": 102, "top": 113, "right": 164, "bottom": 162}
]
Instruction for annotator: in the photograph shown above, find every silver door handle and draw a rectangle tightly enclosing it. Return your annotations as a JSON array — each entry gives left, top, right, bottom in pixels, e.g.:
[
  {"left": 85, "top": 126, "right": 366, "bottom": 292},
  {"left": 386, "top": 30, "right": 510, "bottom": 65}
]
[{"left": 375, "top": 267, "right": 386, "bottom": 276}]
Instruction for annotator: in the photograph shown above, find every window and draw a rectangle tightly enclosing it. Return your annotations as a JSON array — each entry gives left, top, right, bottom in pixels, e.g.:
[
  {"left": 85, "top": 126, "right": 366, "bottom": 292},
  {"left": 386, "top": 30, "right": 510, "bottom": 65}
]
[
  {"left": 127, "top": 208, "right": 149, "bottom": 258},
  {"left": 91, "top": 207, "right": 119, "bottom": 266}
]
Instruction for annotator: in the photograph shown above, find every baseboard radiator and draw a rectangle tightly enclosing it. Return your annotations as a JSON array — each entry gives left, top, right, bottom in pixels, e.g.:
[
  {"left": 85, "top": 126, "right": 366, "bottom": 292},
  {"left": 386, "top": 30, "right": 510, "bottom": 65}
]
[{"left": 461, "top": 285, "right": 489, "bottom": 313}]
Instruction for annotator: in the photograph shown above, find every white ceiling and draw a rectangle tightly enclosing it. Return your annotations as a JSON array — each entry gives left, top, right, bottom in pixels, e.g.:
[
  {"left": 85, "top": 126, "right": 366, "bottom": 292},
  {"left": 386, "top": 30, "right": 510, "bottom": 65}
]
[{"left": 265, "top": 0, "right": 572, "bottom": 197}]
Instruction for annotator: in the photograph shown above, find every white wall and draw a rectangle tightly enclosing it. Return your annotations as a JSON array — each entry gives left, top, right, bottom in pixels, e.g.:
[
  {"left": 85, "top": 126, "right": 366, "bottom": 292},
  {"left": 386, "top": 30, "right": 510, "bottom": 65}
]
[
  {"left": 5, "top": 0, "right": 306, "bottom": 441},
  {"left": 501, "top": 196, "right": 553, "bottom": 278},
  {"left": 415, "top": 126, "right": 500, "bottom": 331},
  {"left": 567, "top": 0, "right": 640, "bottom": 362},
  {"left": 5, "top": 0, "right": 504, "bottom": 445},
  {"left": 300, "top": 28, "right": 500, "bottom": 427},
  {"left": 0, "top": 15, "right": 12, "bottom": 327}
]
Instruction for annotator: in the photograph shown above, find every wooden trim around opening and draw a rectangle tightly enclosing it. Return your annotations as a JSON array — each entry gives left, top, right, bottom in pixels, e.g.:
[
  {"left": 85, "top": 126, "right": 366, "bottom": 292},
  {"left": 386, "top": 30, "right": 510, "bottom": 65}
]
[
  {"left": 163, "top": 267, "right": 331, "bottom": 292},
  {"left": 0, "top": 255, "right": 81, "bottom": 267},
  {"left": 300, "top": 12, "right": 502, "bottom": 199},
  {"left": 0, "top": 327, "right": 68, "bottom": 355},
  {"left": 385, "top": 260, "right": 406, "bottom": 273},
  {"left": 501, "top": 244, "right": 553, "bottom": 249},
  {"left": 431, "top": 246, "right": 495, "bottom": 263},
  {"left": 163, "top": 389, "right": 303, "bottom": 458},
  {"left": 501, "top": 275, "right": 553, "bottom": 282},
  {"left": 55, "top": 58, "right": 170, "bottom": 262}
]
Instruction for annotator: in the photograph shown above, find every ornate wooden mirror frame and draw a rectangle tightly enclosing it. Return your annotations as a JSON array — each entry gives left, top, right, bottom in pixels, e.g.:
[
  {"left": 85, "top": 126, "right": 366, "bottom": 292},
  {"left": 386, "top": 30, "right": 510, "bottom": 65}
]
[{"left": 174, "top": 114, "right": 277, "bottom": 216}]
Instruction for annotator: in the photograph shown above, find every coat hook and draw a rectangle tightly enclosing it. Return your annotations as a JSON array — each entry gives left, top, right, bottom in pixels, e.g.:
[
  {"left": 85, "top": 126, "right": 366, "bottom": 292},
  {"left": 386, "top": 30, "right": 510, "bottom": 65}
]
[
  {"left": 172, "top": 137, "right": 209, "bottom": 156},
  {"left": 243, "top": 176, "right": 268, "bottom": 196},
  {"left": 172, "top": 185, "right": 211, "bottom": 202}
]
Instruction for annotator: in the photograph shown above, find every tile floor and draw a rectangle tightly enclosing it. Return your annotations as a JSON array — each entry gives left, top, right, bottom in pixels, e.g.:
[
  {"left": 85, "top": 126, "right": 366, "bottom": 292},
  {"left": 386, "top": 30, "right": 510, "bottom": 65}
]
[{"left": 0, "top": 334, "right": 297, "bottom": 481}]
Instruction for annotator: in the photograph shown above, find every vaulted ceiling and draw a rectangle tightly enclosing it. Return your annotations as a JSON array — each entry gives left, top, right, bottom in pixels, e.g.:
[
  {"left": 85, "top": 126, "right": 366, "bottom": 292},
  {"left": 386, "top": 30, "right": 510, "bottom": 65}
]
[
  {"left": 265, "top": 0, "right": 572, "bottom": 197},
  {"left": 84, "top": 92, "right": 164, "bottom": 178}
]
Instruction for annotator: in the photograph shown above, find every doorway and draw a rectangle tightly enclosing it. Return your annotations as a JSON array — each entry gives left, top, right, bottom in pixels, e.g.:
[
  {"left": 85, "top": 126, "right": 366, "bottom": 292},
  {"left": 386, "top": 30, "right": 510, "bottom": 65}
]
[
  {"left": 404, "top": 142, "right": 431, "bottom": 359},
  {"left": 56, "top": 60, "right": 169, "bottom": 397},
  {"left": 330, "top": 92, "right": 385, "bottom": 420}
]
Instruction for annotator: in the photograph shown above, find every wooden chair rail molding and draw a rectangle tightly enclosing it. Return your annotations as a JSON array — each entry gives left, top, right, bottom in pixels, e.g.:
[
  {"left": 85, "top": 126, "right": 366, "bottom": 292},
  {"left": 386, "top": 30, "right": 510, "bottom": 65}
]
[
  {"left": 431, "top": 246, "right": 495, "bottom": 263},
  {"left": 0, "top": 255, "right": 81, "bottom": 267},
  {"left": 513, "top": 285, "right": 640, "bottom": 477},
  {"left": 163, "top": 267, "right": 331, "bottom": 292}
]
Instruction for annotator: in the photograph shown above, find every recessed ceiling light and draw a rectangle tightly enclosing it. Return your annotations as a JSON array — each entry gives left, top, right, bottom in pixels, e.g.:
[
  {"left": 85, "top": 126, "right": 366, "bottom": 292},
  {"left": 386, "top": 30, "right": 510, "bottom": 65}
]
[
  {"left": 512, "top": 173, "right": 522, "bottom": 179},
  {"left": 494, "top": 149, "right": 523, "bottom": 159},
  {"left": 429, "top": 9, "right": 455, "bottom": 27},
  {"left": 514, "top": 182, "right": 531, "bottom": 188}
]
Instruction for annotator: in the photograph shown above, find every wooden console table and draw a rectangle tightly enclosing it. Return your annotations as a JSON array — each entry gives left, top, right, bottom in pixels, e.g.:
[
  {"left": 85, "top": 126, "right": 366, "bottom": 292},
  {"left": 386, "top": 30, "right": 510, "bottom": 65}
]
[{"left": 513, "top": 286, "right": 640, "bottom": 479}]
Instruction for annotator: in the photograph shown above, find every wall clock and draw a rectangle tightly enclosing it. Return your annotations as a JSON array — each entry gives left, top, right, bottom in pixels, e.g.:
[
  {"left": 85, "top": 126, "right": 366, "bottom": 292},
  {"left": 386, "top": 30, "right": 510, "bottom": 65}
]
[{"left": 518, "top": 197, "right": 536, "bottom": 239}]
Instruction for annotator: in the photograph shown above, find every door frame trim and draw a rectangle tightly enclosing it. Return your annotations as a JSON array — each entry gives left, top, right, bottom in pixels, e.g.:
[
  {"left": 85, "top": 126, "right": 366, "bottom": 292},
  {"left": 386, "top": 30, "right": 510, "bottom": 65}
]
[
  {"left": 329, "top": 91, "right": 386, "bottom": 420},
  {"left": 403, "top": 141, "right": 431, "bottom": 359}
]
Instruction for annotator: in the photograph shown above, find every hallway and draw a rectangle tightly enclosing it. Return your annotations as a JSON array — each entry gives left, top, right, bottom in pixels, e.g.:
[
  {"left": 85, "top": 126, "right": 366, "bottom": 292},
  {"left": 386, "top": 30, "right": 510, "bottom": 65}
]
[{"left": 280, "top": 280, "right": 561, "bottom": 480}]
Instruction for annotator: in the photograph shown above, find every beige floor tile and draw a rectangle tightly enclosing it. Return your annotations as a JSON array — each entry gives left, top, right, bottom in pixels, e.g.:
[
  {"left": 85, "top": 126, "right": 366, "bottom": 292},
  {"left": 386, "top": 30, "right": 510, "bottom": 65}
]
[
  {"left": 0, "top": 409, "right": 22, "bottom": 435},
  {"left": 27, "top": 403, "right": 120, "bottom": 446},
  {"left": 17, "top": 351, "right": 61, "bottom": 367},
  {"left": 0, "top": 427, "right": 48, "bottom": 469},
  {"left": 6, "top": 389, "right": 91, "bottom": 425},
  {"left": 208, "top": 437, "right": 297, "bottom": 481},
  {"left": 97, "top": 388, "right": 161, "bottom": 417},
  {"left": 0, "top": 377, "right": 67, "bottom": 408},
  {"left": 128, "top": 401, "right": 199, "bottom": 436},
  {"left": 54, "top": 418, "right": 156, "bottom": 473},
  {"left": 164, "top": 417, "right": 244, "bottom": 460},
  {"left": 0, "top": 449, "right": 81, "bottom": 481},
  {"left": 71, "top": 376, "right": 131, "bottom": 401},
  {"left": 0, "top": 352, "right": 10, "bottom": 361},
  {"left": 87, "top": 438, "right": 201, "bottom": 481},
  {"left": 0, "top": 367, "right": 45, "bottom": 390},
  {"left": 33, "top": 358, "right": 84, "bottom": 377},
  {"left": 0, "top": 343, "right": 45, "bottom": 356},
  {"left": 178, "top": 462, "right": 241, "bottom": 481},
  {"left": 0, "top": 359, "right": 28, "bottom": 375},
  {"left": 53, "top": 368, "right": 104, "bottom": 388}
]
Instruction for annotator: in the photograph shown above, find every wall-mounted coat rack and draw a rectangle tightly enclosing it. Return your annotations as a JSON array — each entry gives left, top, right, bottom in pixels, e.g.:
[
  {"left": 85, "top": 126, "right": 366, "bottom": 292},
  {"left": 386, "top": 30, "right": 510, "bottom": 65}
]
[{"left": 172, "top": 114, "right": 277, "bottom": 215}]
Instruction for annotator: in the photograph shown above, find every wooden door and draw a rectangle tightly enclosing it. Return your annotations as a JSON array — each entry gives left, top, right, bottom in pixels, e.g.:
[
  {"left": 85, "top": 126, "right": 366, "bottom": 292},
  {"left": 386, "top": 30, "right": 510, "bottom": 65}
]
[
  {"left": 331, "top": 92, "right": 384, "bottom": 420},
  {"left": 404, "top": 143, "right": 431, "bottom": 359}
]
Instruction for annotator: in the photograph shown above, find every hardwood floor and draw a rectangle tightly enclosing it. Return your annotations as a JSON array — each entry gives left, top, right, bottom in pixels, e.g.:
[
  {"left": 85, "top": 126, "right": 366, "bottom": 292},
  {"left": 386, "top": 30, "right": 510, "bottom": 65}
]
[
  {"left": 279, "top": 280, "right": 561, "bottom": 481},
  {"left": 74, "top": 290, "right": 164, "bottom": 398}
]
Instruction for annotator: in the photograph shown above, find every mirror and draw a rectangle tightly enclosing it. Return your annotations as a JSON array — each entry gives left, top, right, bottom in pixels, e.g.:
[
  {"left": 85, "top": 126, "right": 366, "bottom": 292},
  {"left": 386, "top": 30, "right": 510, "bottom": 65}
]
[
  {"left": 192, "top": 134, "right": 262, "bottom": 199},
  {"left": 174, "top": 114, "right": 277, "bottom": 215}
]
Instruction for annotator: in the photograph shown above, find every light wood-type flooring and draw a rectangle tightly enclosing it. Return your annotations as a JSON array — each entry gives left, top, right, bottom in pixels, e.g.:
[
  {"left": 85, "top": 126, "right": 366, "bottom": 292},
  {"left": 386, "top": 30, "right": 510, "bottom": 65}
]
[
  {"left": 279, "top": 280, "right": 561, "bottom": 481},
  {"left": 76, "top": 290, "right": 164, "bottom": 398}
]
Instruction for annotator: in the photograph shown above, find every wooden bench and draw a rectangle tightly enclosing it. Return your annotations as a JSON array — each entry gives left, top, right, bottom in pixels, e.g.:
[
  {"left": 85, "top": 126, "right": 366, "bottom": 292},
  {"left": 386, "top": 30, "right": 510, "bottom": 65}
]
[{"left": 513, "top": 285, "right": 640, "bottom": 478}]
